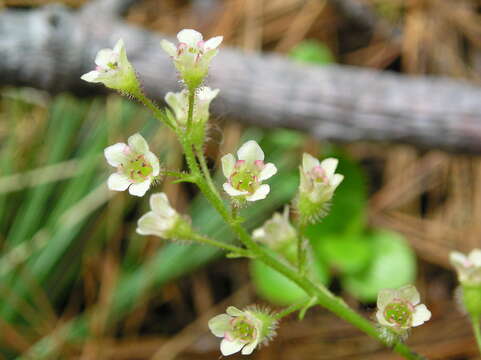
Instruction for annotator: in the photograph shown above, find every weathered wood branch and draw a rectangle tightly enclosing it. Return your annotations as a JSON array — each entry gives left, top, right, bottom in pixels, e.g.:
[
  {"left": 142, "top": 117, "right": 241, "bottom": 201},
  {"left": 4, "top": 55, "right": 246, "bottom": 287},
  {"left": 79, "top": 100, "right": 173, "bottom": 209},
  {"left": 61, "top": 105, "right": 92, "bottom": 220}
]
[{"left": 1, "top": 3, "right": 481, "bottom": 153}]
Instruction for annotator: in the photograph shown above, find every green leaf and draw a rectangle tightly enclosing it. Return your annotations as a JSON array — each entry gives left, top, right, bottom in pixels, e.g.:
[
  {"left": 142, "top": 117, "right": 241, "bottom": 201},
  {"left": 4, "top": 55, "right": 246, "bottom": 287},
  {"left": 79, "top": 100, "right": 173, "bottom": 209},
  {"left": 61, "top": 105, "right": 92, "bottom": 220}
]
[
  {"left": 341, "top": 229, "right": 417, "bottom": 302},
  {"left": 314, "top": 233, "right": 373, "bottom": 275},
  {"left": 289, "top": 40, "right": 335, "bottom": 65}
]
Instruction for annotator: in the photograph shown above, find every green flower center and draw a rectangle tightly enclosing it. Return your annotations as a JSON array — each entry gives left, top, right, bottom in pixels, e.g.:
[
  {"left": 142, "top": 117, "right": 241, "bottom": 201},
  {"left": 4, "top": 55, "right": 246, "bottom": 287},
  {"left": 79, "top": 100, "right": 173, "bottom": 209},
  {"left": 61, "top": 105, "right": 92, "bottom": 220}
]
[
  {"left": 230, "top": 169, "right": 258, "bottom": 193},
  {"left": 232, "top": 317, "right": 256, "bottom": 342},
  {"left": 125, "top": 155, "right": 153, "bottom": 183},
  {"left": 384, "top": 301, "right": 412, "bottom": 327}
]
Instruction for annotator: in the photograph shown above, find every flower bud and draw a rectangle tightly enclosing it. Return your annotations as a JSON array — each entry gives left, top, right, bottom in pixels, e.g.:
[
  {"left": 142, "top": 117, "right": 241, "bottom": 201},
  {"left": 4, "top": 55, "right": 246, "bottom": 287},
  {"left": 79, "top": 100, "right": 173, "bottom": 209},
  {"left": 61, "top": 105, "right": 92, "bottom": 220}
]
[
  {"left": 252, "top": 207, "right": 297, "bottom": 252},
  {"left": 161, "top": 29, "right": 223, "bottom": 91},
  {"left": 208, "top": 306, "right": 277, "bottom": 356},
  {"left": 221, "top": 141, "right": 277, "bottom": 203},
  {"left": 296, "top": 154, "right": 344, "bottom": 223},
  {"left": 104, "top": 133, "right": 160, "bottom": 197},
  {"left": 81, "top": 39, "right": 139, "bottom": 94},
  {"left": 376, "top": 285, "right": 431, "bottom": 340},
  {"left": 136, "top": 193, "right": 192, "bottom": 240}
]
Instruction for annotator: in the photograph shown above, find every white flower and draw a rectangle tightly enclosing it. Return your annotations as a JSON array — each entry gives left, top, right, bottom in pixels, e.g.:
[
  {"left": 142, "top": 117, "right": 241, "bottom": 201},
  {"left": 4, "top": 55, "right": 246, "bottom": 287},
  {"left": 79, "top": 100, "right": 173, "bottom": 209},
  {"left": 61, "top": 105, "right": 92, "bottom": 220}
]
[
  {"left": 104, "top": 133, "right": 160, "bottom": 197},
  {"left": 161, "top": 29, "right": 223, "bottom": 90},
  {"left": 208, "top": 306, "right": 277, "bottom": 356},
  {"left": 136, "top": 193, "right": 182, "bottom": 238},
  {"left": 165, "top": 86, "right": 219, "bottom": 126},
  {"left": 299, "top": 154, "right": 344, "bottom": 204},
  {"left": 221, "top": 140, "right": 277, "bottom": 202},
  {"left": 376, "top": 285, "right": 431, "bottom": 333},
  {"left": 81, "top": 39, "right": 138, "bottom": 92},
  {"left": 450, "top": 249, "right": 481, "bottom": 285},
  {"left": 252, "top": 207, "right": 297, "bottom": 250}
]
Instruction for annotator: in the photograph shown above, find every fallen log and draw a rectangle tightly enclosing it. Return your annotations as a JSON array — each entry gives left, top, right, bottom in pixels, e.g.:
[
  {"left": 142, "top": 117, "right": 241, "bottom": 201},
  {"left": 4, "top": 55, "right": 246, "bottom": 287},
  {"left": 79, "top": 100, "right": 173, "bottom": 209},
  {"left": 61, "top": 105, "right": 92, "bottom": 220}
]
[{"left": 1, "top": 1, "right": 481, "bottom": 153}]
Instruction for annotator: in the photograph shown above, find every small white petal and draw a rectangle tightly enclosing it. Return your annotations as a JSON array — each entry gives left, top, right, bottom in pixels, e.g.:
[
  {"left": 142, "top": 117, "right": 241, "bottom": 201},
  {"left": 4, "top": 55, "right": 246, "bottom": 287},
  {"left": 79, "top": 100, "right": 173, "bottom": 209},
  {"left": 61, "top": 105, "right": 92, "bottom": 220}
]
[
  {"left": 302, "top": 153, "right": 320, "bottom": 173},
  {"left": 150, "top": 193, "right": 177, "bottom": 218},
  {"left": 246, "top": 184, "right": 270, "bottom": 202},
  {"left": 144, "top": 151, "right": 160, "bottom": 176},
  {"left": 113, "top": 38, "right": 125, "bottom": 54},
  {"left": 237, "top": 140, "right": 264, "bottom": 163},
  {"left": 241, "top": 341, "right": 257, "bottom": 355},
  {"left": 252, "top": 228, "right": 266, "bottom": 240},
  {"left": 107, "top": 173, "right": 130, "bottom": 191},
  {"left": 104, "top": 143, "right": 129, "bottom": 167},
  {"left": 221, "top": 153, "right": 236, "bottom": 178},
  {"left": 223, "top": 183, "right": 248, "bottom": 197},
  {"left": 81, "top": 71, "right": 101, "bottom": 83},
  {"left": 412, "top": 304, "right": 431, "bottom": 327},
  {"left": 204, "top": 36, "right": 223, "bottom": 50},
  {"left": 469, "top": 249, "right": 481, "bottom": 266},
  {"left": 450, "top": 251, "right": 468, "bottom": 268},
  {"left": 226, "top": 306, "right": 244, "bottom": 317},
  {"left": 220, "top": 339, "right": 244, "bottom": 356},
  {"left": 331, "top": 174, "right": 344, "bottom": 189},
  {"left": 95, "top": 48, "right": 115, "bottom": 67},
  {"left": 377, "top": 289, "right": 397, "bottom": 310},
  {"left": 320, "top": 158, "right": 339, "bottom": 179},
  {"left": 208, "top": 314, "right": 232, "bottom": 338},
  {"left": 160, "top": 39, "right": 177, "bottom": 57},
  {"left": 136, "top": 212, "right": 161, "bottom": 236},
  {"left": 197, "top": 87, "right": 219, "bottom": 102},
  {"left": 177, "top": 29, "right": 203, "bottom": 47},
  {"left": 259, "top": 163, "right": 277, "bottom": 181},
  {"left": 399, "top": 285, "right": 420, "bottom": 305},
  {"left": 128, "top": 133, "right": 149, "bottom": 154},
  {"left": 129, "top": 180, "right": 151, "bottom": 197}
]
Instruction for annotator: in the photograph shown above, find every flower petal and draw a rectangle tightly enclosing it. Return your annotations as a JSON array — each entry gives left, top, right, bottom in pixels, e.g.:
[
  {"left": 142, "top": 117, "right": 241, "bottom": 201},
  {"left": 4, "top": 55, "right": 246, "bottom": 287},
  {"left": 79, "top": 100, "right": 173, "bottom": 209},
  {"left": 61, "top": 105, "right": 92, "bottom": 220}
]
[
  {"left": 259, "top": 162, "right": 277, "bottom": 181},
  {"left": 160, "top": 39, "right": 177, "bottom": 57},
  {"left": 241, "top": 341, "right": 257, "bottom": 355},
  {"left": 398, "top": 285, "right": 420, "bottom": 305},
  {"left": 128, "top": 133, "right": 149, "bottom": 154},
  {"left": 320, "top": 158, "right": 339, "bottom": 178},
  {"left": 221, "top": 153, "right": 236, "bottom": 178},
  {"left": 302, "top": 153, "right": 320, "bottom": 173},
  {"left": 220, "top": 339, "right": 244, "bottom": 356},
  {"left": 204, "top": 36, "right": 223, "bottom": 50},
  {"left": 377, "top": 289, "right": 397, "bottom": 310},
  {"left": 226, "top": 306, "right": 244, "bottom": 317},
  {"left": 145, "top": 151, "right": 160, "bottom": 176},
  {"left": 237, "top": 140, "right": 264, "bottom": 163},
  {"left": 95, "top": 48, "right": 115, "bottom": 67},
  {"left": 81, "top": 70, "right": 101, "bottom": 83},
  {"left": 450, "top": 251, "right": 468, "bottom": 268},
  {"left": 208, "top": 314, "right": 232, "bottom": 338},
  {"left": 412, "top": 304, "right": 431, "bottom": 327},
  {"left": 375, "top": 309, "right": 391, "bottom": 327},
  {"left": 136, "top": 211, "right": 162, "bottom": 236},
  {"left": 104, "top": 142, "right": 129, "bottom": 167},
  {"left": 469, "top": 249, "right": 481, "bottom": 266},
  {"left": 223, "top": 183, "right": 248, "bottom": 197},
  {"left": 246, "top": 184, "right": 270, "bottom": 201},
  {"left": 129, "top": 180, "right": 151, "bottom": 197},
  {"left": 331, "top": 174, "right": 344, "bottom": 189},
  {"left": 177, "top": 29, "right": 203, "bottom": 47},
  {"left": 150, "top": 193, "right": 177, "bottom": 218},
  {"left": 197, "top": 87, "right": 219, "bottom": 102},
  {"left": 107, "top": 173, "right": 130, "bottom": 191}
]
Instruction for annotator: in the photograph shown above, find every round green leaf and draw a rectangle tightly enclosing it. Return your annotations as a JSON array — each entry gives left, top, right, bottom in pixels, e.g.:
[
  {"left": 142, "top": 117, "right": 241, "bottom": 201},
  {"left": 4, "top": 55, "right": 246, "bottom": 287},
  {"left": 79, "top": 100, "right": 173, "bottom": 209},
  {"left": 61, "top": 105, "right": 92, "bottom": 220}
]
[{"left": 341, "top": 229, "right": 416, "bottom": 302}]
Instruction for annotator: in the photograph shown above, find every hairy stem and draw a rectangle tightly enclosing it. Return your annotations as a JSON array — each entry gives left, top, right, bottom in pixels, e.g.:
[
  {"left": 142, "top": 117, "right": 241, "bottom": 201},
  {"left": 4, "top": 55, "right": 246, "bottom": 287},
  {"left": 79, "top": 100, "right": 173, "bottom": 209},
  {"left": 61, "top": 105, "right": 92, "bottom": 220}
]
[
  {"left": 188, "top": 233, "right": 249, "bottom": 256},
  {"left": 274, "top": 299, "right": 312, "bottom": 320}
]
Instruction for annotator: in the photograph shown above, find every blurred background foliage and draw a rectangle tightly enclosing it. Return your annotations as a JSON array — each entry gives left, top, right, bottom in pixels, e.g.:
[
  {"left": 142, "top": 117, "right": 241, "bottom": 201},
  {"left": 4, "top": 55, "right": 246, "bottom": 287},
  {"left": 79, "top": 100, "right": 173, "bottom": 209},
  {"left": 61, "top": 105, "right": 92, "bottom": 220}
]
[{"left": 1, "top": 0, "right": 481, "bottom": 359}]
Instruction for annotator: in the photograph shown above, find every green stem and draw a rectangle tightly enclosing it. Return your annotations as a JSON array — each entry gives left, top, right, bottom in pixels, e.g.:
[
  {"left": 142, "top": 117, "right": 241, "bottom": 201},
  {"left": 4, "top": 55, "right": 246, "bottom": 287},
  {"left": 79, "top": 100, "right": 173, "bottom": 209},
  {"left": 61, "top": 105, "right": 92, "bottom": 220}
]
[
  {"left": 187, "top": 90, "right": 195, "bottom": 132},
  {"left": 472, "top": 315, "right": 481, "bottom": 355},
  {"left": 131, "top": 89, "right": 175, "bottom": 130},
  {"left": 274, "top": 299, "right": 311, "bottom": 320},
  {"left": 195, "top": 145, "right": 219, "bottom": 197},
  {"left": 188, "top": 233, "right": 249, "bottom": 257}
]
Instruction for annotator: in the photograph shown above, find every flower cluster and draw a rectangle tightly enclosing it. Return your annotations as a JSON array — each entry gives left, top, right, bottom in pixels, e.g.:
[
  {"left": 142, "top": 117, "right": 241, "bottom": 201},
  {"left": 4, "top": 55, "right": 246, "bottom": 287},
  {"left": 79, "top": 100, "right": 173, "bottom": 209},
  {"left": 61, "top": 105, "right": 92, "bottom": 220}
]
[
  {"left": 161, "top": 29, "right": 223, "bottom": 90},
  {"left": 208, "top": 306, "right": 277, "bottom": 356},
  {"left": 221, "top": 140, "right": 277, "bottom": 202},
  {"left": 81, "top": 39, "right": 138, "bottom": 93},
  {"left": 376, "top": 285, "right": 431, "bottom": 341},
  {"left": 104, "top": 133, "right": 160, "bottom": 197},
  {"left": 297, "top": 153, "right": 344, "bottom": 223}
]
